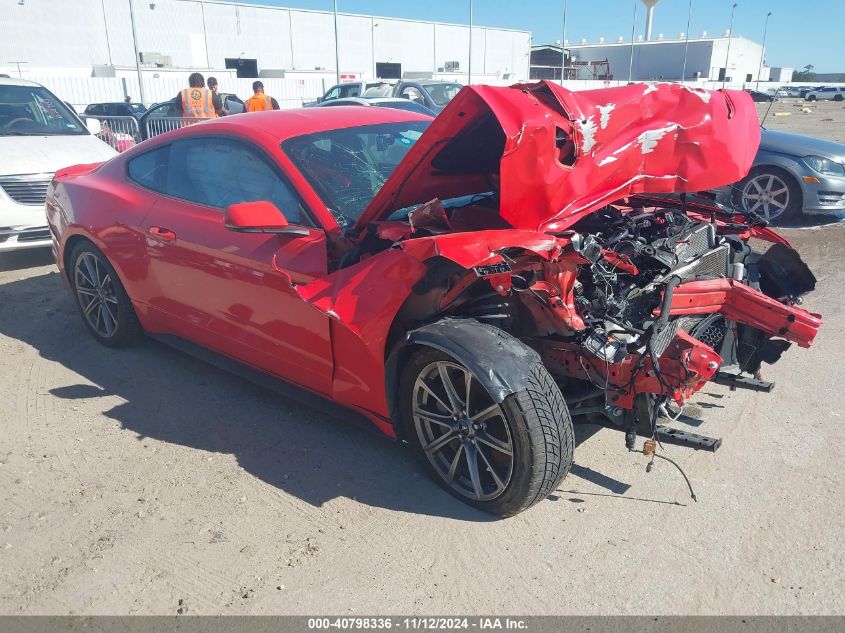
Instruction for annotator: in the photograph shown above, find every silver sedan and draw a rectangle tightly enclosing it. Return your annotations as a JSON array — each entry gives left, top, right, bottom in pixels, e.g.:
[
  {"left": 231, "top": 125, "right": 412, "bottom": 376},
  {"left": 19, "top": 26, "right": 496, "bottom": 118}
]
[{"left": 734, "top": 129, "right": 845, "bottom": 223}]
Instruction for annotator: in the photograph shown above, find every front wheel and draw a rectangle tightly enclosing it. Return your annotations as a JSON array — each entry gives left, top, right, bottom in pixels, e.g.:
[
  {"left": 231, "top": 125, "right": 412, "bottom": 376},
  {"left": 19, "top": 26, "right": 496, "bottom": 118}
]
[
  {"left": 400, "top": 342, "right": 573, "bottom": 516},
  {"left": 735, "top": 167, "right": 803, "bottom": 224}
]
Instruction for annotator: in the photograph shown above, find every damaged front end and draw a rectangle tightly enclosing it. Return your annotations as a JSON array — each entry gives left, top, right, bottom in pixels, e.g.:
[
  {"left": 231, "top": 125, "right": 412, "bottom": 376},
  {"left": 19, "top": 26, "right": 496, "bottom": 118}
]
[{"left": 314, "top": 81, "right": 821, "bottom": 456}]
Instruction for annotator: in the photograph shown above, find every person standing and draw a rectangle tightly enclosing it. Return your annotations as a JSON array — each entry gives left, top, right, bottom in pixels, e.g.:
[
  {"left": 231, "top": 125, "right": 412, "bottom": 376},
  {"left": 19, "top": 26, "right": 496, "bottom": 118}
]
[
  {"left": 245, "top": 81, "right": 280, "bottom": 112},
  {"left": 173, "top": 72, "right": 222, "bottom": 119},
  {"left": 206, "top": 76, "right": 229, "bottom": 116}
]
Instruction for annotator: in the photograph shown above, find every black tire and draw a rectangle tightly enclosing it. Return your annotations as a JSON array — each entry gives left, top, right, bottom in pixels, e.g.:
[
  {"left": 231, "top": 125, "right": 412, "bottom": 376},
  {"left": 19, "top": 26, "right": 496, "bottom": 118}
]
[
  {"left": 835, "top": 94, "right": 843, "bottom": 102},
  {"left": 734, "top": 166, "right": 803, "bottom": 224},
  {"left": 68, "top": 241, "right": 143, "bottom": 347},
  {"left": 399, "top": 333, "right": 573, "bottom": 516},
  {"left": 807, "top": 95, "right": 817, "bottom": 101}
]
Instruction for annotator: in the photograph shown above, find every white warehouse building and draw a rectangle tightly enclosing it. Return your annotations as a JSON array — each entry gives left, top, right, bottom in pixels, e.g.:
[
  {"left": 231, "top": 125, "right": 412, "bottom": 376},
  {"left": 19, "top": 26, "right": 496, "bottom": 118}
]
[
  {"left": 0, "top": 0, "right": 530, "bottom": 82},
  {"left": 567, "top": 35, "right": 766, "bottom": 83}
]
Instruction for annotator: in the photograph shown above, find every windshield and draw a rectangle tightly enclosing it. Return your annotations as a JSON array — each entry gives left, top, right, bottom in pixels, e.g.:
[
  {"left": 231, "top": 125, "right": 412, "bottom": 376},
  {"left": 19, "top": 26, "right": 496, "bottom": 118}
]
[
  {"left": 282, "top": 121, "right": 430, "bottom": 226},
  {"left": 127, "top": 103, "right": 146, "bottom": 113},
  {"left": 0, "top": 85, "right": 87, "bottom": 136},
  {"left": 424, "top": 83, "right": 462, "bottom": 106}
]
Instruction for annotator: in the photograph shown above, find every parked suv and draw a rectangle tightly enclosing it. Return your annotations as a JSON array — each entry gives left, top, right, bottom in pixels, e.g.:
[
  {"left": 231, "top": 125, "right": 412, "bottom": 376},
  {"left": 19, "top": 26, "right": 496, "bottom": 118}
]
[
  {"left": 805, "top": 86, "right": 845, "bottom": 102},
  {"left": 0, "top": 78, "right": 116, "bottom": 251},
  {"left": 392, "top": 80, "right": 463, "bottom": 114},
  {"left": 307, "top": 81, "right": 394, "bottom": 106}
]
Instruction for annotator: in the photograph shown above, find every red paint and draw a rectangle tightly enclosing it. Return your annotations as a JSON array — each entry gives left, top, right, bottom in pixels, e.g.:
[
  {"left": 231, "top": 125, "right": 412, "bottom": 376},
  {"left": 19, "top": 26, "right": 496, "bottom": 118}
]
[{"left": 46, "top": 83, "right": 818, "bottom": 438}]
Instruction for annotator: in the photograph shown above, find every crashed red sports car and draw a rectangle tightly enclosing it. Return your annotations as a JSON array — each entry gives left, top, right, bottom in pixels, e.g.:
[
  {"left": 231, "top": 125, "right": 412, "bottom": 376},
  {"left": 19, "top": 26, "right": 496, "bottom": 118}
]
[{"left": 46, "top": 81, "right": 821, "bottom": 516}]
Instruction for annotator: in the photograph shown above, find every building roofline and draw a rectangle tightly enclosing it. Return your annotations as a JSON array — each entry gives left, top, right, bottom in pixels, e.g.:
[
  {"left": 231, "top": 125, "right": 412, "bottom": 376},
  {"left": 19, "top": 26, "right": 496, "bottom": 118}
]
[
  {"left": 176, "top": 0, "right": 531, "bottom": 35},
  {"left": 541, "top": 35, "right": 760, "bottom": 49}
]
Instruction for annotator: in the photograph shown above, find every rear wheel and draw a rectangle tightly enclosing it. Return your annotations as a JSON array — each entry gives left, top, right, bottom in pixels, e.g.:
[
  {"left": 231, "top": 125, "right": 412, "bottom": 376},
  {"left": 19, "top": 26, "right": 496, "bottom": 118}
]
[
  {"left": 69, "top": 242, "right": 143, "bottom": 347},
  {"left": 807, "top": 95, "right": 817, "bottom": 101},
  {"left": 835, "top": 94, "right": 843, "bottom": 102},
  {"left": 400, "top": 340, "right": 573, "bottom": 516}
]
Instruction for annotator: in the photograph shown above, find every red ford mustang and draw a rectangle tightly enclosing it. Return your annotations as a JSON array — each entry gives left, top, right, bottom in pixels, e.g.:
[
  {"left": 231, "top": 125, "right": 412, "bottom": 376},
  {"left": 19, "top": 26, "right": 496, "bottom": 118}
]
[{"left": 46, "top": 81, "right": 821, "bottom": 516}]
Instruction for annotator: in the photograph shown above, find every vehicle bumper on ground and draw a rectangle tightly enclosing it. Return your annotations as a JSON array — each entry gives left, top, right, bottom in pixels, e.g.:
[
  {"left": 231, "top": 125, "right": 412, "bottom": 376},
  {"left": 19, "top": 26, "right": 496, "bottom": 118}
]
[{"left": 0, "top": 173, "right": 53, "bottom": 251}]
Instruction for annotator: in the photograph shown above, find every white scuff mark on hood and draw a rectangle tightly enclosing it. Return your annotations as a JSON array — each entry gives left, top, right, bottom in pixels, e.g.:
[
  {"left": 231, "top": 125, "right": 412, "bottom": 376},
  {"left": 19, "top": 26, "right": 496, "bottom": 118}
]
[
  {"left": 643, "top": 83, "right": 659, "bottom": 95},
  {"left": 681, "top": 85, "right": 712, "bottom": 103},
  {"left": 574, "top": 116, "right": 598, "bottom": 154},
  {"left": 636, "top": 124, "right": 679, "bottom": 154},
  {"left": 597, "top": 103, "right": 615, "bottom": 129},
  {"left": 598, "top": 156, "right": 618, "bottom": 166}
]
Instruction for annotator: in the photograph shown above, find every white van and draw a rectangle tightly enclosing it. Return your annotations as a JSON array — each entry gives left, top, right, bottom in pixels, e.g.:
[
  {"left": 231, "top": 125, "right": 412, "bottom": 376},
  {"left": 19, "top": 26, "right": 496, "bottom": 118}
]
[{"left": 0, "top": 78, "right": 117, "bottom": 251}]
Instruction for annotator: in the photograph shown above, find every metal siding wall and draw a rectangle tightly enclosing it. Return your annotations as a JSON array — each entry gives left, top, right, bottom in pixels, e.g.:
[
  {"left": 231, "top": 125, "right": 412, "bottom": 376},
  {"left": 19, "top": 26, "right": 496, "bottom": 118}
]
[
  {"left": 290, "top": 10, "right": 336, "bottom": 71},
  {"left": 338, "top": 14, "right": 374, "bottom": 76},
  {"left": 0, "top": 0, "right": 111, "bottom": 67},
  {"left": 203, "top": 4, "right": 294, "bottom": 70},
  {"left": 373, "top": 19, "right": 435, "bottom": 73},
  {"left": 434, "top": 24, "right": 469, "bottom": 74}
]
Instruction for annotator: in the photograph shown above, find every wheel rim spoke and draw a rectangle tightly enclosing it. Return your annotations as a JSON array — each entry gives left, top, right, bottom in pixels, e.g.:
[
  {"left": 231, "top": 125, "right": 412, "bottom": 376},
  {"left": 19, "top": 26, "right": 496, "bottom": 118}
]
[
  {"left": 417, "top": 379, "right": 451, "bottom": 413},
  {"left": 423, "top": 430, "right": 458, "bottom": 455},
  {"left": 464, "top": 443, "right": 484, "bottom": 499},
  {"left": 476, "top": 444, "right": 506, "bottom": 493},
  {"left": 413, "top": 406, "right": 455, "bottom": 430},
  {"left": 476, "top": 430, "right": 513, "bottom": 456},
  {"left": 471, "top": 402, "right": 501, "bottom": 424},
  {"left": 447, "top": 444, "right": 464, "bottom": 483},
  {"left": 437, "top": 362, "right": 464, "bottom": 413}
]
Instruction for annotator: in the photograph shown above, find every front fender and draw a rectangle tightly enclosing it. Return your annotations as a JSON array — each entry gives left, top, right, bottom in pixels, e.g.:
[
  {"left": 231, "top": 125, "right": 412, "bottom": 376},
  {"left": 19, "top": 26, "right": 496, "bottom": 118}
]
[{"left": 386, "top": 319, "right": 542, "bottom": 427}]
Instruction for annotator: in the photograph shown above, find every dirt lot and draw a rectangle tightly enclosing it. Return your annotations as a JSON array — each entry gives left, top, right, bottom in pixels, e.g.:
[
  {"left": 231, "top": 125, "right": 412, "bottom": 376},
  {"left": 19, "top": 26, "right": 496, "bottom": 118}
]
[
  {"left": 757, "top": 99, "right": 845, "bottom": 144},
  {"left": 0, "top": 106, "right": 843, "bottom": 616}
]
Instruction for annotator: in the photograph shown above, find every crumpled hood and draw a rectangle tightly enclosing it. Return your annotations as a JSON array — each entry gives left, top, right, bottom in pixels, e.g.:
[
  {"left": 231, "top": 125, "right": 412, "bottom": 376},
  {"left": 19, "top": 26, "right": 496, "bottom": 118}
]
[{"left": 354, "top": 81, "right": 760, "bottom": 233}]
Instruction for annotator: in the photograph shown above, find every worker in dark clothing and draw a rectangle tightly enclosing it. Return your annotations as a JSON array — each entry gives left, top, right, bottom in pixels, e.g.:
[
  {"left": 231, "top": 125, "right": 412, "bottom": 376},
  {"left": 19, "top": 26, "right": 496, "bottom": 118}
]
[
  {"left": 173, "top": 72, "right": 222, "bottom": 118},
  {"left": 206, "top": 76, "right": 229, "bottom": 116},
  {"left": 245, "top": 81, "right": 280, "bottom": 112}
]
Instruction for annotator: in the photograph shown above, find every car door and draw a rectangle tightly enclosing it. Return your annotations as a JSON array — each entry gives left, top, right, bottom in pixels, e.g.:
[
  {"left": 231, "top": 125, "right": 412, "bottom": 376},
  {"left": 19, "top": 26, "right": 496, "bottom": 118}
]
[{"left": 131, "top": 135, "right": 334, "bottom": 395}]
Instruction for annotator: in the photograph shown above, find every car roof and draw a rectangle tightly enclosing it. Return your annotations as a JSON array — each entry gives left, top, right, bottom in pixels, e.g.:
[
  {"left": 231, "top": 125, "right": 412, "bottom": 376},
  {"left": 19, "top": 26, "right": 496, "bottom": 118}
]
[
  {"left": 0, "top": 77, "right": 42, "bottom": 87},
  {"left": 405, "top": 79, "right": 463, "bottom": 86},
  {"left": 146, "top": 106, "right": 431, "bottom": 144}
]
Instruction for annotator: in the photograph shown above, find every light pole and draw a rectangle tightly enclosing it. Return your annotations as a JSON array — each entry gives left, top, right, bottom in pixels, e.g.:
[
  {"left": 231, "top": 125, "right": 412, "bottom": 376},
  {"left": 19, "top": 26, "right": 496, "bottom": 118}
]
[
  {"left": 127, "top": 0, "right": 146, "bottom": 105},
  {"left": 755, "top": 11, "right": 772, "bottom": 90},
  {"left": 680, "top": 0, "right": 693, "bottom": 83},
  {"left": 561, "top": 0, "right": 568, "bottom": 82},
  {"left": 333, "top": 0, "right": 340, "bottom": 85},
  {"left": 468, "top": 0, "right": 473, "bottom": 85},
  {"left": 722, "top": 2, "right": 738, "bottom": 89},
  {"left": 627, "top": 0, "right": 637, "bottom": 83}
]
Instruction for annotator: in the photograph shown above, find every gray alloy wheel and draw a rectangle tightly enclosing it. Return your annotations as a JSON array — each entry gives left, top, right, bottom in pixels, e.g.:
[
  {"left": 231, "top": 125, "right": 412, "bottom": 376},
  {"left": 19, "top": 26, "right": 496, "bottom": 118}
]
[
  {"left": 739, "top": 170, "right": 799, "bottom": 222},
  {"left": 69, "top": 242, "right": 143, "bottom": 347},
  {"left": 74, "top": 251, "right": 120, "bottom": 339},
  {"left": 412, "top": 360, "right": 514, "bottom": 501}
]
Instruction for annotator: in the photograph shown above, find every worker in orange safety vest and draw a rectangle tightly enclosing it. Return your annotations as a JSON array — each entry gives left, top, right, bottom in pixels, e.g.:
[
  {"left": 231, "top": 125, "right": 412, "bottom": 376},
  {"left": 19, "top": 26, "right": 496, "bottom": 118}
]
[
  {"left": 173, "top": 72, "right": 222, "bottom": 119},
  {"left": 245, "top": 81, "right": 280, "bottom": 112}
]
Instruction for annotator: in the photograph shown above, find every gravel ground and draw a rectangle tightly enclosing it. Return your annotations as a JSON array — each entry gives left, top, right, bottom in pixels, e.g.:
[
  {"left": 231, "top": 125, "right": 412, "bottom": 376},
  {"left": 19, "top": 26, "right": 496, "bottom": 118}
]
[{"left": 0, "top": 109, "right": 843, "bottom": 616}]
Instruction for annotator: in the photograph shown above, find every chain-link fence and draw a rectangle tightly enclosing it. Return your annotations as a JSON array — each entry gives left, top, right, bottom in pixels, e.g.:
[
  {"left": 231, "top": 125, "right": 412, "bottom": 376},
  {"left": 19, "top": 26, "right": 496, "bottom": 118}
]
[{"left": 79, "top": 115, "right": 140, "bottom": 153}]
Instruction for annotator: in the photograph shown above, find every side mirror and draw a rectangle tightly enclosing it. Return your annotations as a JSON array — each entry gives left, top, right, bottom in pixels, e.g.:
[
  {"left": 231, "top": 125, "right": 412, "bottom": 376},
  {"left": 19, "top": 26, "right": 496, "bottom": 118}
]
[
  {"left": 86, "top": 118, "right": 102, "bottom": 135},
  {"left": 224, "top": 201, "right": 308, "bottom": 236}
]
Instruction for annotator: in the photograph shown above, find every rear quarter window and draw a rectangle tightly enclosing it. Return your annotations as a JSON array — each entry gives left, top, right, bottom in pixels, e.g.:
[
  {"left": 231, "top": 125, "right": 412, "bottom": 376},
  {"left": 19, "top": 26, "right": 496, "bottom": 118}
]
[{"left": 127, "top": 145, "right": 170, "bottom": 193}]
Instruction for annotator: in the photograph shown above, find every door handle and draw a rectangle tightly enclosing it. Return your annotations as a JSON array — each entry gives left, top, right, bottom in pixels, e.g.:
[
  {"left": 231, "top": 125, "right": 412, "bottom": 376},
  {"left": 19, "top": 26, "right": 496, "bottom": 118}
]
[{"left": 148, "top": 226, "right": 176, "bottom": 240}]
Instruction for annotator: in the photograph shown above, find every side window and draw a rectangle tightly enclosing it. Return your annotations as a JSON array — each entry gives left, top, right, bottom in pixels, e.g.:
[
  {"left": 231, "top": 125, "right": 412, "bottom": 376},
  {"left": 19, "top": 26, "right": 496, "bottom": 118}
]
[
  {"left": 341, "top": 84, "right": 360, "bottom": 98},
  {"left": 322, "top": 86, "right": 341, "bottom": 101},
  {"left": 401, "top": 86, "right": 424, "bottom": 104},
  {"left": 163, "top": 137, "right": 312, "bottom": 226},
  {"left": 127, "top": 144, "right": 171, "bottom": 193}
]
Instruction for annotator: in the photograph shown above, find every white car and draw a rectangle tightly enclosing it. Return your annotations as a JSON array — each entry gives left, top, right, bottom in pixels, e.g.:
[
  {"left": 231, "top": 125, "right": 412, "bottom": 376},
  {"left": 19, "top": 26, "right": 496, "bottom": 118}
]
[
  {"left": 0, "top": 78, "right": 116, "bottom": 251},
  {"left": 805, "top": 86, "right": 845, "bottom": 102}
]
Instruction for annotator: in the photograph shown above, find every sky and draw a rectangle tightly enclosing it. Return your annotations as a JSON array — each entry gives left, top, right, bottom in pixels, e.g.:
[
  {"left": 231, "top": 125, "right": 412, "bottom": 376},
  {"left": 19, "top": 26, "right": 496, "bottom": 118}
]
[{"left": 220, "top": 0, "right": 845, "bottom": 73}]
